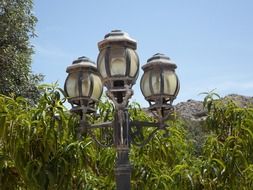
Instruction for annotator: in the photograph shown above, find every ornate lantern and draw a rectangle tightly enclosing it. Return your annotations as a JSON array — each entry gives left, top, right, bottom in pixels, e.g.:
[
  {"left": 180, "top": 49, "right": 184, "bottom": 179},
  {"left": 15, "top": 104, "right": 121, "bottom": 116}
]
[
  {"left": 64, "top": 56, "right": 103, "bottom": 113},
  {"left": 97, "top": 30, "right": 139, "bottom": 91},
  {"left": 140, "top": 53, "right": 180, "bottom": 112}
]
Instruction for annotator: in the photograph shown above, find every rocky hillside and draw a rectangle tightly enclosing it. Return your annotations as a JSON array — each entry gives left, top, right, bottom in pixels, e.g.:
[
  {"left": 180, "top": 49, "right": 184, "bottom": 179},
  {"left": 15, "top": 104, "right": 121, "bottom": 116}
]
[{"left": 175, "top": 94, "right": 253, "bottom": 121}]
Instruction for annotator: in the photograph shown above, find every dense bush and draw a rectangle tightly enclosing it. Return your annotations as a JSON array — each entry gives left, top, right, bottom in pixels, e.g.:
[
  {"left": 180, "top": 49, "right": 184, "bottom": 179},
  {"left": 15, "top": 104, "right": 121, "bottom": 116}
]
[{"left": 0, "top": 86, "right": 253, "bottom": 189}]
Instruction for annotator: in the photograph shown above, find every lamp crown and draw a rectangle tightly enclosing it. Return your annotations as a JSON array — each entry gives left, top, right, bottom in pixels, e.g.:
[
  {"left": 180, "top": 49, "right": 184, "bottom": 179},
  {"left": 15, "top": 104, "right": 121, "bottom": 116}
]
[
  {"left": 66, "top": 56, "right": 97, "bottom": 73},
  {"left": 147, "top": 53, "right": 170, "bottom": 62},
  {"left": 72, "top": 56, "right": 95, "bottom": 65},
  {"left": 98, "top": 30, "right": 137, "bottom": 50},
  {"left": 142, "top": 53, "right": 177, "bottom": 71},
  {"left": 104, "top": 29, "right": 124, "bottom": 38}
]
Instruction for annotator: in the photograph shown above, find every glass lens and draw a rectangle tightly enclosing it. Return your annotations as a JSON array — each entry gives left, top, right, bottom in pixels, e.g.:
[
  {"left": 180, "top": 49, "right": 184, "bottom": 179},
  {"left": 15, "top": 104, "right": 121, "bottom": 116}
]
[
  {"left": 151, "top": 70, "right": 161, "bottom": 94},
  {"left": 81, "top": 72, "right": 90, "bottom": 97},
  {"left": 65, "top": 73, "right": 79, "bottom": 98},
  {"left": 140, "top": 70, "right": 151, "bottom": 97},
  {"left": 97, "top": 49, "right": 107, "bottom": 78},
  {"left": 129, "top": 49, "right": 139, "bottom": 77},
  {"left": 110, "top": 48, "right": 126, "bottom": 76},
  {"left": 91, "top": 74, "right": 103, "bottom": 99},
  {"left": 163, "top": 71, "right": 177, "bottom": 95}
]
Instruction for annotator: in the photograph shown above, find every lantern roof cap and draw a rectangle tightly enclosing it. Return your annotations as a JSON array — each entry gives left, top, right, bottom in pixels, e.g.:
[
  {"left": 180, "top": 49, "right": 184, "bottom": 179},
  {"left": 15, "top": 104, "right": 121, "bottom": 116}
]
[
  {"left": 72, "top": 56, "right": 95, "bottom": 64},
  {"left": 142, "top": 53, "right": 177, "bottom": 71},
  {"left": 98, "top": 30, "right": 137, "bottom": 50},
  {"left": 66, "top": 56, "right": 97, "bottom": 73}
]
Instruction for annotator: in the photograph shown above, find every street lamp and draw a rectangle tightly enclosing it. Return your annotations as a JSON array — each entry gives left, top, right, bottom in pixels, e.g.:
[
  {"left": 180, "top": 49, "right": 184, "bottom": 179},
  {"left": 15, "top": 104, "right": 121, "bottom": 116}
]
[{"left": 64, "top": 30, "right": 180, "bottom": 190}]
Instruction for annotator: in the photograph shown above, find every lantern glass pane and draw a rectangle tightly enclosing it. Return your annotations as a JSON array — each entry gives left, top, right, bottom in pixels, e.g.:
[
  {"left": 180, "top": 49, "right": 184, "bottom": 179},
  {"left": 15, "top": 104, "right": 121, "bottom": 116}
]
[
  {"left": 91, "top": 74, "right": 103, "bottom": 100},
  {"left": 98, "top": 50, "right": 107, "bottom": 78},
  {"left": 151, "top": 70, "right": 161, "bottom": 94},
  {"left": 65, "top": 73, "right": 79, "bottom": 98},
  {"left": 129, "top": 49, "right": 139, "bottom": 77},
  {"left": 110, "top": 48, "right": 126, "bottom": 76},
  {"left": 163, "top": 71, "right": 177, "bottom": 95},
  {"left": 140, "top": 70, "right": 151, "bottom": 97},
  {"left": 81, "top": 72, "right": 90, "bottom": 97}
]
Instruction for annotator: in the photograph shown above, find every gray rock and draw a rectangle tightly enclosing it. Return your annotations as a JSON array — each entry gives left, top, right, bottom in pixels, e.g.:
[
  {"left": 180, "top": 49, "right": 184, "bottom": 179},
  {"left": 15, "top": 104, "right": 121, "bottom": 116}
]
[
  {"left": 174, "top": 94, "right": 253, "bottom": 121},
  {"left": 175, "top": 99, "right": 207, "bottom": 121}
]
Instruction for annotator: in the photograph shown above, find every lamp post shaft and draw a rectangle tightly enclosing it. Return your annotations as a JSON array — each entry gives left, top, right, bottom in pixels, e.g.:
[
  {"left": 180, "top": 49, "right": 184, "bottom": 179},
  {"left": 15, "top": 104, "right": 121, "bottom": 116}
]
[
  {"left": 115, "top": 148, "right": 131, "bottom": 190},
  {"left": 114, "top": 107, "right": 131, "bottom": 190}
]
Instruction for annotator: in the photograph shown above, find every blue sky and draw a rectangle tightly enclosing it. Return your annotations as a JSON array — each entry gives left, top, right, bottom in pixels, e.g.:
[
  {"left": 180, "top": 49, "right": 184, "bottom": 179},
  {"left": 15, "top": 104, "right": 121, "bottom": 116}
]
[{"left": 32, "top": 0, "right": 253, "bottom": 106}]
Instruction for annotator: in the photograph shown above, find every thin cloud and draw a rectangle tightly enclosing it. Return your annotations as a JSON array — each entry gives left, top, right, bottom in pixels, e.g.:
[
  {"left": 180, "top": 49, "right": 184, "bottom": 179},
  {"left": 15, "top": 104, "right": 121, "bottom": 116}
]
[{"left": 34, "top": 44, "right": 71, "bottom": 59}]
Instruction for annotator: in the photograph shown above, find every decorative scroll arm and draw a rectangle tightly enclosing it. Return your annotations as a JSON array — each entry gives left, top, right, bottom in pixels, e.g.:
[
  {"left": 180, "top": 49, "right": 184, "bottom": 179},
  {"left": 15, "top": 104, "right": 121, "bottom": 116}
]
[
  {"left": 129, "top": 120, "right": 169, "bottom": 147},
  {"left": 77, "top": 112, "right": 114, "bottom": 148}
]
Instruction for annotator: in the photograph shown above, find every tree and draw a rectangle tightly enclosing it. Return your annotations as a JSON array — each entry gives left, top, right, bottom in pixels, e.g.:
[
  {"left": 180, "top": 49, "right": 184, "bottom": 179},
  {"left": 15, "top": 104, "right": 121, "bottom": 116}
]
[{"left": 0, "top": 0, "right": 43, "bottom": 103}]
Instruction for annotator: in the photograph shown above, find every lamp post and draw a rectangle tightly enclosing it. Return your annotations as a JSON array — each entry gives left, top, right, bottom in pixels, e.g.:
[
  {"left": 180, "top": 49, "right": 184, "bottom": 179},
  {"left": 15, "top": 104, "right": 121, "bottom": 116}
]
[{"left": 64, "top": 30, "right": 180, "bottom": 190}]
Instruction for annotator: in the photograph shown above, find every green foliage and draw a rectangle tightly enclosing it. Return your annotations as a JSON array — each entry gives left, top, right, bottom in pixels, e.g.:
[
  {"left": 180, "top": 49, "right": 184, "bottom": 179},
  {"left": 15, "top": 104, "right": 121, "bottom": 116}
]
[
  {"left": 1, "top": 87, "right": 253, "bottom": 189},
  {"left": 200, "top": 90, "right": 220, "bottom": 112},
  {"left": 199, "top": 94, "right": 253, "bottom": 189},
  {"left": 0, "top": 0, "right": 43, "bottom": 103},
  {"left": 131, "top": 120, "right": 193, "bottom": 190},
  {"left": 0, "top": 85, "right": 94, "bottom": 189}
]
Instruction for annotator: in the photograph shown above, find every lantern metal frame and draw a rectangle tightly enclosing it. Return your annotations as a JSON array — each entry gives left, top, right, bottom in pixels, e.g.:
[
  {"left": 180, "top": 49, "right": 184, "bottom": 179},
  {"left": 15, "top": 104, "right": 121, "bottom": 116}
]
[{"left": 64, "top": 31, "right": 180, "bottom": 190}]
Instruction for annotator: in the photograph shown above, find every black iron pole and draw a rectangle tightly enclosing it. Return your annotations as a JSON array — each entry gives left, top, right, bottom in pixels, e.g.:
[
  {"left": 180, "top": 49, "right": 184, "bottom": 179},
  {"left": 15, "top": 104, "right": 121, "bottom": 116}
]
[
  {"left": 115, "top": 147, "right": 131, "bottom": 190},
  {"left": 114, "top": 99, "right": 131, "bottom": 190}
]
